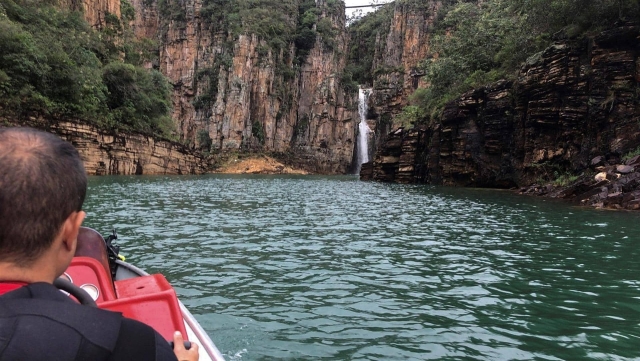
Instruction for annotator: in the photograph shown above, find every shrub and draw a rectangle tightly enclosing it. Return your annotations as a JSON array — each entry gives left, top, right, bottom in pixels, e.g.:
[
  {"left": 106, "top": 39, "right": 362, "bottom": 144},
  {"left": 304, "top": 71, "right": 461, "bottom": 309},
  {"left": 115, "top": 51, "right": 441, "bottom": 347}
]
[
  {"left": 0, "top": 0, "right": 176, "bottom": 137},
  {"left": 316, "top": 17, "right": 336, "bottom": 49},
  {"left": 252, "top": 119, "right": 265, "bottom": 144},
  {"left": 102, "top": 62, "right": 172, "bottom": 134},
  {"left": 346, "top": 2, "right": 394, "bottom": 85},
  {"left": 623, "top": 146, "right": 640, "bottom": 162},
  {"left": 197, "top": 129, "right": 212, "bottom": 150}
]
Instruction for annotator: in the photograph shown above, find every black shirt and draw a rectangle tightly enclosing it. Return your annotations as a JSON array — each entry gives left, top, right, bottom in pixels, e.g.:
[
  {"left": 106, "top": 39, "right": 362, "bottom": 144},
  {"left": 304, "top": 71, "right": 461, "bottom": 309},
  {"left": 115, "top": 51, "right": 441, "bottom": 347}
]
[{"left": 0, "top": 282, "right": 177, "bottom": 361}]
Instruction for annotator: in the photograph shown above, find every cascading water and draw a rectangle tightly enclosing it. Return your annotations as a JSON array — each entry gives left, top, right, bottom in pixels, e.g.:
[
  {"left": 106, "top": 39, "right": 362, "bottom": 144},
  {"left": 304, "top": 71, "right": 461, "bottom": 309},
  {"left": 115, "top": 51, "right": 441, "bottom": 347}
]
[{"left": 355, "top": 88, "right": 372, "bottom": 173}]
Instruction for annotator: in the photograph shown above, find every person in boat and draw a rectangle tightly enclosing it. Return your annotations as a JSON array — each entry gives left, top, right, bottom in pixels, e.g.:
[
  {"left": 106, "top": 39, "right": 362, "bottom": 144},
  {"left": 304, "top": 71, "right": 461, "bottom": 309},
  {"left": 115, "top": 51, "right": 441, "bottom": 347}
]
[{"left": 0, "top": 127, "right": 199, "bottom": 361}]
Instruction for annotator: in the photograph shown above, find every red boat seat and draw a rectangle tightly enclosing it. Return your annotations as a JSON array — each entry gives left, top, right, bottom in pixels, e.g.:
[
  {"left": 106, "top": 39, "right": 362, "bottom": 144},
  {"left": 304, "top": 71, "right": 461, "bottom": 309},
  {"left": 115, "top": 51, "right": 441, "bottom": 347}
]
[
  {"left": 64, "top": 257, "right": 117, "bottom": 302},
  {"left": 114, "top": 274, "right": 174, "bottom": 297},
  {"left": 99, "top": 274, "right": 187, "bottom": 340}
]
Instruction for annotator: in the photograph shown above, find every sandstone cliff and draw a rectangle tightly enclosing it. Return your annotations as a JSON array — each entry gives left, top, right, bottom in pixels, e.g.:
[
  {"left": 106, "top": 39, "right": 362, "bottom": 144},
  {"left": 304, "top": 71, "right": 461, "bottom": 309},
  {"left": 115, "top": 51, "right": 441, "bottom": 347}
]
[
  {"left": 291, "top": 0, "right": 357, "bottom": 173},
  {"left": 370, "top": 1, "right": 438, "bottom": 115},
  {"left": 363, "top": 24, "right": 640, "bottom": 209},
  {"left": 357, "top": 0, "right": 442, "bottom": 160},
  {"left": 58, "top": 0, "right": 121, "bottom": 29},
  {"left": 125, "top": 0, "right": 358, "bottom": 174},
  {"left": 2, "top": 116, "right": 206, "bottom": 175},
  {"left": 56, "top": 0, "right": 359, "bottom": 174}
]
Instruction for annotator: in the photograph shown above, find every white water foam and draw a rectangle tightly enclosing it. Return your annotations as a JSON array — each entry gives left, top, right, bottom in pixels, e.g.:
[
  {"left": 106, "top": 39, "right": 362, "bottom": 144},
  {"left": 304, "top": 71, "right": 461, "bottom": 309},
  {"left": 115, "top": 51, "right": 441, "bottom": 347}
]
[{"left": 226, "top": 348, "right": 247, "bottom": 360}]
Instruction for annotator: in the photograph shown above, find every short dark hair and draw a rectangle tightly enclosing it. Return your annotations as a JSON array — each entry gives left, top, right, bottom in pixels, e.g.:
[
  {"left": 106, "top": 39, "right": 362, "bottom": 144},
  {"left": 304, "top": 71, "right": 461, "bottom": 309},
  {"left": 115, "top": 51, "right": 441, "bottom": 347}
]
[{"left": 0, "top": 127, "right": 87, "bottom": 264}]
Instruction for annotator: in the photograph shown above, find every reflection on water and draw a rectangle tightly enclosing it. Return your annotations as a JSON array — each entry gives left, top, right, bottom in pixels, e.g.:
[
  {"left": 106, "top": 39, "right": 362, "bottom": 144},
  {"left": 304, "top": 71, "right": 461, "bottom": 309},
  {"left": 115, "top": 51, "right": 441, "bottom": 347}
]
[{"left": 86, "top": 175, "right": 640, "bottom": 360}]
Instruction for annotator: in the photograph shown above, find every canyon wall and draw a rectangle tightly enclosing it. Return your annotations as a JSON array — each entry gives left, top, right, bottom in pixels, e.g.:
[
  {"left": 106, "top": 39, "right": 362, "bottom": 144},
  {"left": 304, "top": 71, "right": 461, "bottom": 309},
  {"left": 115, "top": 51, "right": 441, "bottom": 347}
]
[
  {"left": 58, "top": 0, "right": 121, "bottom": 29},
  {"left": 370, "top": 1, "right": 438, "bottom": 114},
  {"left": 362, "top": 1, "right": 441, "bottom": 154},
  {"left": 54, "top": 0, "right": 358, "bottom": 174},
  {"left": 364, "top": 24, "right": 640, "bottom": 191},
  {"left": 2, "top": 116, "right": 206, "bottom": 175},
  {"left": 125, "top": 0, "right": 358, "bottom": 174}
]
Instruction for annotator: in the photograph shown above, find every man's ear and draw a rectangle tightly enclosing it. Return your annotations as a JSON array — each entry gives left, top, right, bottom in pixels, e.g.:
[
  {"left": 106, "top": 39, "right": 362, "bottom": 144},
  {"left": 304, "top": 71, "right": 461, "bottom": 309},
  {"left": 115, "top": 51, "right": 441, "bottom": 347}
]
[{"left": 60, "top": 211, "right": 86, "bottom": 253}]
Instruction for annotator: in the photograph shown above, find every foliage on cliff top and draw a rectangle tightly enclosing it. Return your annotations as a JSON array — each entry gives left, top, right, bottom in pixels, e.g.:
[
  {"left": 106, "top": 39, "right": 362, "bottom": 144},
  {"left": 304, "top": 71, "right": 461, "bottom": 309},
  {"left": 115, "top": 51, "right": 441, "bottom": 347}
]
[
  {"left": 0, "top": 0, "right": 174, "bottom": 138},
  {"left": 345, "top": 1, "right": 394, "bottom": 87},
  {"left": 198, "top": 0, "right": 341, "bottom": 58},
  {"left": 364, "top": 0, "right": 640, "bottom": 126},
  {"left": 418, "top": 0, "right": 640, "bottom": 123}
]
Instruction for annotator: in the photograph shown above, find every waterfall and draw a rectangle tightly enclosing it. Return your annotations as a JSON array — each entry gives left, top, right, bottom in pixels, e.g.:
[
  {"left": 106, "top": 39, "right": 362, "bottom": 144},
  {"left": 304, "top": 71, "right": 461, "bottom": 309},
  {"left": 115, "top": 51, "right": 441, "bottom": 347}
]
[{"left": 355, "top": 88, "right": 372, "bottom": 173}]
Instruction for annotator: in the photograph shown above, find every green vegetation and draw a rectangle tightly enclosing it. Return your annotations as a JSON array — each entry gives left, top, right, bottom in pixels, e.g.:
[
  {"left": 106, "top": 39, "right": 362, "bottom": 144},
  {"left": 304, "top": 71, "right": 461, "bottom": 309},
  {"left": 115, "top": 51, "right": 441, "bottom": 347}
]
[
  {"left": 294, "top": 113, "right": 310, "bottom": 139},
  {"left": 346, "top": 2, "right": 394, "bottom": 86},
  {"left": 623, "top": 146, "right": 640, "bottom": 161},
  {"left": 418, "top": 0, "right": 640, "bottom": 122},
  {"left": 198, "top": 0, "right": 340, "bottom": 62},
  {"left": 349, "top": 0, "right": 640, "bottom": 126},
  {"left": 252, "top": 119, "right": 265, "bottom": 145},
  {"left": 553, "top": 172, "right": 580, "bottom": 187},
  {"left": 102, "top": 62, "right": 173, "bottom": 134},
  {"left": 197, "top": 129, "right": 213, "bottom": 150},
  {"left": 0, "top": 0, "right": 175, "bottom": 138},
  {"left": 158, "top": 0, "right": 186, "bottom": 22}
]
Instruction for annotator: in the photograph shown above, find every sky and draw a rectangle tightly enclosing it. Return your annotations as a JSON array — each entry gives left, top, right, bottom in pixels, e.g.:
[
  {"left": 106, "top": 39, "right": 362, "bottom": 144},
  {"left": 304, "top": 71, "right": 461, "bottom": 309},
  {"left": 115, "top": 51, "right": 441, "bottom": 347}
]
[{"left": 344, "top": 0, "right": 393, "bottom": 20}]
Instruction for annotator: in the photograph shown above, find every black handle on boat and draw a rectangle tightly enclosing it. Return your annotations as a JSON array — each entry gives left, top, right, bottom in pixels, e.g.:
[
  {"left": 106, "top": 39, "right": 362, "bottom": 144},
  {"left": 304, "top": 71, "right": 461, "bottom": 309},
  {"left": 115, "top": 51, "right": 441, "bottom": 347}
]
[
  {"left": 169, "top": 341, "right": 192, "bottom": 350},
  {"left": 53, "top": 277, "right": 98, "bottom": 307},
  {"left": 104, "top": 228, "right": 121, "bottom": 280},
  {"left": 105, "top": 228, "right": 118, "bottom": 245}
]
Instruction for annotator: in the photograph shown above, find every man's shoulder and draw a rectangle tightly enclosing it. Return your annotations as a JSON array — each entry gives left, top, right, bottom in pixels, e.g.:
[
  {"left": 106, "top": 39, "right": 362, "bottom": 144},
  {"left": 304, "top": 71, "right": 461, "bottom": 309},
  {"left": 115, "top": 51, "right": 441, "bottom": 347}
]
[
  {"left": 0, "top": 282, "right": 175, "bottom": 360},
  {"left": 0, "top": 283, "right": 124, "bottom": 352},
  {"left": 1, "top": 281, "right": 85, "bottom": 304},
  {"left": 0, "top": 282, "right": 122, "bottom": 327}
]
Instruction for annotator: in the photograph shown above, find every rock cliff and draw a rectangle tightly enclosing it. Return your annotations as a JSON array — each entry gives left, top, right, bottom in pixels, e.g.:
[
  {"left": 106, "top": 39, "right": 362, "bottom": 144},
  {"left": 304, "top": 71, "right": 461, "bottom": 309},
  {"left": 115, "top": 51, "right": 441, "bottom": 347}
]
[
  {"left": 370, "top": 1, "right": 438, "bottom": 114},
  {"left": 292, "top": 0, "right": 357, "bottom": 173},
  {"left": 365, "top": 1, "right": 440, "bottom": 140},
  {"left": 126, "top": 0, "right": 358, "bottom": 174},
  {"left": 362, "top": 24, "right": 640, "bottom": 209},
  {"left": 55, "top": 0, "right": 359, "bottom": 174},
  {"left": 1, "top": 116, "right": 206, "bottom": 175},
  {"left": 58, "top": 0, "right": 121, "bottom": 29}
]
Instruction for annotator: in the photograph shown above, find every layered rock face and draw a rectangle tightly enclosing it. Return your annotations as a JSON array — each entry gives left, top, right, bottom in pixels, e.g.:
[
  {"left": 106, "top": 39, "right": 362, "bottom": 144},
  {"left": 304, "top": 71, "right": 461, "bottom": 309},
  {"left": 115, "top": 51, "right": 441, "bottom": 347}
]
[
  {"left": 522, "top": 155, "right": 640, "bottom": 210},
  {"left": 61, "top": 0, "right": 358, "bottom": 174},
  {"left": 353, "top": 0, "right": 442, "bottom": 167},
  {"left": 291, "top": 0, "right": 357, "bottom": 173},
  {"left": 368, "top": 1, "right": 440, "bottom": 134},
  {"left": 125, "top": 0, "right": 357, "bottom": 174},
  {"left": 2, "top": 117, "right": 206, "bottom": 175},
  {"left": 364, "top": 24, "right": 640, "bottom": 208}
]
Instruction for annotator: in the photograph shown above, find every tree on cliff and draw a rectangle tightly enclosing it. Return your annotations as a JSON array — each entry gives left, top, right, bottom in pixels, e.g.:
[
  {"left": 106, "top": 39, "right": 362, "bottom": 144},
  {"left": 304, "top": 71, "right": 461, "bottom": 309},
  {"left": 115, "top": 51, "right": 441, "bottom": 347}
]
[
  {"left": 349, "top": 0, "right": 640, "bottom": 121},
  {"left": 384, "top": 0, "right": 640, "bottom": 125},
  {"left": 0, "top": 0, "right": 175, "bottom": 139}
]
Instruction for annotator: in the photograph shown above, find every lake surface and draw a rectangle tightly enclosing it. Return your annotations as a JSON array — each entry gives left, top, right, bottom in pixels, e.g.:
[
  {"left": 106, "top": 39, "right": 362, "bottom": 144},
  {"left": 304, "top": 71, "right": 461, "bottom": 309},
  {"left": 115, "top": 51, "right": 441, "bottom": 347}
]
[{"left": 85, "top": 175, "right": 640, "bottom": 360}]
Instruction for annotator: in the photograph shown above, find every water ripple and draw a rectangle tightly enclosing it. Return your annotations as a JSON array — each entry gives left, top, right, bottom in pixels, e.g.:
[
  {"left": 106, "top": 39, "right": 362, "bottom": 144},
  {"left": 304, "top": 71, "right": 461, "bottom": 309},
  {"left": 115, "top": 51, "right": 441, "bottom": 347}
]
[{"left": 85, "top": 175, "right": 640, "bottom": 360}]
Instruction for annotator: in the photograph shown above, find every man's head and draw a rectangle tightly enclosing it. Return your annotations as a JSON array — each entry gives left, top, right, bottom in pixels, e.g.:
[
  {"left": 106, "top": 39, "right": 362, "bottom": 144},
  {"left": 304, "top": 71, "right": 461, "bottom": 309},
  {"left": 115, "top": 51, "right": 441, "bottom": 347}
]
[{"left": 0, "top": 127, "right": 87, "bottom": 267}]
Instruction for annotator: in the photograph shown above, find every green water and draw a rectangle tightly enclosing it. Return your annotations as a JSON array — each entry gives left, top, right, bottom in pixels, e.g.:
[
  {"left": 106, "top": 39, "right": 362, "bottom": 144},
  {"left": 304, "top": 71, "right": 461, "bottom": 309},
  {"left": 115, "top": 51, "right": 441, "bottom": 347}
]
[{"left": 85, "top": 175, "right": 640, "bottom": 360}]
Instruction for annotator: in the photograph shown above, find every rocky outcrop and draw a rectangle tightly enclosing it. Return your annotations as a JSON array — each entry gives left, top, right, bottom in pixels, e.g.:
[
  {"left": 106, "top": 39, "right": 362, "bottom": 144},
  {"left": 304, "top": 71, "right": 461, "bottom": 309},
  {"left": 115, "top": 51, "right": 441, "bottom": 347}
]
[
  {"left": 213, "top": 155, "right": 308, "bottom": 175},
  {"left": 60, "top": 0, "right": 358, "bottom": 174},
  {"left": 366, "top": 24, "right": 640, "bottom": 209},
  {"left": 289, "top": 0, "right": 357, "bottom": 173},
  {"left": 354, "top": 0, "right": 443, "bottom": 169},
  {"left": 522, "top": 156, "right": 640, "bottom": 210},
  {"left": 129, "top": 0, "right": 159, "bottom": 40},
  {"left": 127, "top": 0, "right": 358, "bottom": 174},
  {"left": 368, "top": 1, "right": 441, "bottom": 132},
  {"left": 1, "top": 116, "right": 206, "bottom": 175}
]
